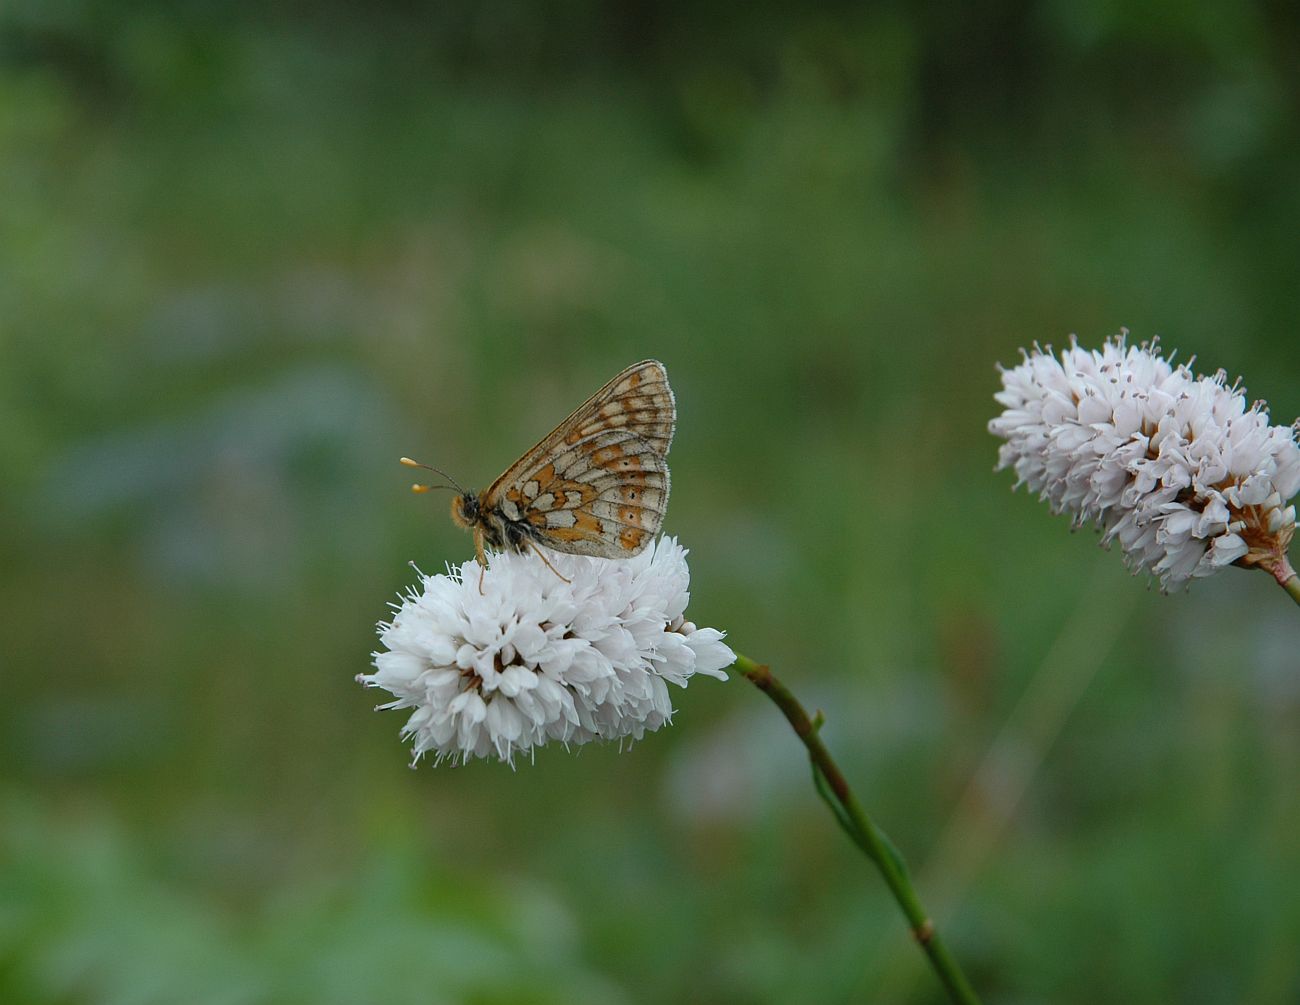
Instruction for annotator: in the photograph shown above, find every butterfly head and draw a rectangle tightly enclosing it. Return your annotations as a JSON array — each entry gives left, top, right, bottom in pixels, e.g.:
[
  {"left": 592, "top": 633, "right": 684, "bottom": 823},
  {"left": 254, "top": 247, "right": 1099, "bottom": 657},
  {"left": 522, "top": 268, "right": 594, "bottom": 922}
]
[{"left": 450, "top": 491, "right": 482, "bottom": 530}]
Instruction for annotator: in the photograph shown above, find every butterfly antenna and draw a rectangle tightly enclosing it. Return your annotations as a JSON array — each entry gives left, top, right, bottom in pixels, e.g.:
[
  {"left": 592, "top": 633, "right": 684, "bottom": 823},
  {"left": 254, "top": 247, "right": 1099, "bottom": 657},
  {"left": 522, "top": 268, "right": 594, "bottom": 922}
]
[{"left": 400, "top": 456, "right": 468, "bottom": 495}]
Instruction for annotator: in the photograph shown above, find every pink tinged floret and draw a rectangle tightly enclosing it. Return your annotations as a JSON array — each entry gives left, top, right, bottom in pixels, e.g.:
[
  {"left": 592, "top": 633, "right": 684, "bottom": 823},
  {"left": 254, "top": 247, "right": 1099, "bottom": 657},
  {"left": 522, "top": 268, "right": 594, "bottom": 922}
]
[{"left": 991, "top": 332, "right": 1300, "bottom": 589}]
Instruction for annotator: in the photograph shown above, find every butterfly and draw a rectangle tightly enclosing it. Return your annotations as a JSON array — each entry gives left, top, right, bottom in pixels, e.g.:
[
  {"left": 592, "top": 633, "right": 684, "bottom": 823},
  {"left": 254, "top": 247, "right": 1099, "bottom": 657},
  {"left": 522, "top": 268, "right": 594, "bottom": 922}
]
[{"left": 402, "top": 359, "right": 675, "bottom": 589}]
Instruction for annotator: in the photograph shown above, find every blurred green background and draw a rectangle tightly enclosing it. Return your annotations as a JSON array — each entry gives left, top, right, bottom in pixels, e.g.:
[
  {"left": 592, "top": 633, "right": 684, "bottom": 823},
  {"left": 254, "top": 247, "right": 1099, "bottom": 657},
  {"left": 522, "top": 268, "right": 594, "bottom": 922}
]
[{"left": 3, "top": 2, "right": 1299, "bottom": 1002}]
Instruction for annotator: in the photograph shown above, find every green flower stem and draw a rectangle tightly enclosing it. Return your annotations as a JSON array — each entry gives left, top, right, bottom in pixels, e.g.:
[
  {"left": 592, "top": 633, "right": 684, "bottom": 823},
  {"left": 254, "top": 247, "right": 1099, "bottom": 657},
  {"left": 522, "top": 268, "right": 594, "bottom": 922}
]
[
  {"left": 1283, "top": 572, "right": 1300, "bottom": 607},
  {"left": 732, "top": 654, "right": 982, "bottom": 1005}
]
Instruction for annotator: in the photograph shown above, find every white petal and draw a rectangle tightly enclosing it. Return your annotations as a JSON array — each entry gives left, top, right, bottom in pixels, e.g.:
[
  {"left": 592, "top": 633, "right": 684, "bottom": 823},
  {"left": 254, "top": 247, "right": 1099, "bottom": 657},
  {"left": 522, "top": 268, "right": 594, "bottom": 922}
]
[{"left": 363, "top": 536, "right": 729, "bottom": 764}]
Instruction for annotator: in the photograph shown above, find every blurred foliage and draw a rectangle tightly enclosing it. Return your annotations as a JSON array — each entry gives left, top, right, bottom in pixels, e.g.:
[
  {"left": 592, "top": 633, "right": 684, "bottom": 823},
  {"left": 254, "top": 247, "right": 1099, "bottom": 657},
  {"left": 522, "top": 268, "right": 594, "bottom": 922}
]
[{"left": 2, "top": 1, "right": 1299, "bottom": 1002}]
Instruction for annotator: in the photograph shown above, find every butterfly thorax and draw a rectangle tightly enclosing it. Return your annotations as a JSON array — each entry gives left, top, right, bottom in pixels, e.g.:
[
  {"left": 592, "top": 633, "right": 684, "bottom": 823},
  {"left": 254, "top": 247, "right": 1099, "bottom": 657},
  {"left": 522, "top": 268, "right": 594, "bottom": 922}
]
[{"left": 451, "top": 491, "right": 536, "bottom": 553}]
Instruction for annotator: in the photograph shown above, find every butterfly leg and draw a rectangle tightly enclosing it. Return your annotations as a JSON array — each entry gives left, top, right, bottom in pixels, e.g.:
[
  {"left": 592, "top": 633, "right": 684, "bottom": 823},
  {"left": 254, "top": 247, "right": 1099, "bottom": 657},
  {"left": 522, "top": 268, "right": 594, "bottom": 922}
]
[
  {"left": 526, "top": 538, "right": 573, "bottom": 584},
  {"left": 475, "top": 527, "right": 488, "bottom": 595}
]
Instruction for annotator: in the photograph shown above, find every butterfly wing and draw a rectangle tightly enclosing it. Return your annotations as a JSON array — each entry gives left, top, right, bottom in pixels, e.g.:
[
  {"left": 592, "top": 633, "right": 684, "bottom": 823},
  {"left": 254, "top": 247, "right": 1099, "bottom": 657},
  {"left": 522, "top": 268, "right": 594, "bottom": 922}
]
[{"left": 483, "top": 359, "right": 675, "bottom": 558}]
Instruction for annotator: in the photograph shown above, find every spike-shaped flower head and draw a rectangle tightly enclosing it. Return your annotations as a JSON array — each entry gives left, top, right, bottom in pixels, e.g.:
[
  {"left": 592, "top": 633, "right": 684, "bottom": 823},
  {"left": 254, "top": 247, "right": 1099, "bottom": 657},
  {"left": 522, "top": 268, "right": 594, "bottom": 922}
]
[
  {"left": 990, "top": 333, "right": 1300, "bottom": 589},
  {"left": 358, "top": 537, "right": 734, "bottom": 765}
]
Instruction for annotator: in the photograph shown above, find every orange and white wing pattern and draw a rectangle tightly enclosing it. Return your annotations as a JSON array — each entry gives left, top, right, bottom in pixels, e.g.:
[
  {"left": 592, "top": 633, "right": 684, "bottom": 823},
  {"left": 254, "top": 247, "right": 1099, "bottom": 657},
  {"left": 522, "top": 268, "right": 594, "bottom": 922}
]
[{"left": 484, "top": 359, "right": 675, "bottom": 559}]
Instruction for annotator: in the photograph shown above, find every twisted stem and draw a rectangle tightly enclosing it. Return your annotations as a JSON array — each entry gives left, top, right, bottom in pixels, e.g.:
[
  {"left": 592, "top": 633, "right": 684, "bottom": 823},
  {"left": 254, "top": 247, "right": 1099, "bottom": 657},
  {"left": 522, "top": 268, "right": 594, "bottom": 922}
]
[
  {"left": 1283, "top": 571, "right": 1300, "bottom": 607},
  {"left": 1260, "top": 552, "right": 1299, "bottom": 607},
  {"left": 732, "top": 654, "right": 982, "bottom": 1005}
]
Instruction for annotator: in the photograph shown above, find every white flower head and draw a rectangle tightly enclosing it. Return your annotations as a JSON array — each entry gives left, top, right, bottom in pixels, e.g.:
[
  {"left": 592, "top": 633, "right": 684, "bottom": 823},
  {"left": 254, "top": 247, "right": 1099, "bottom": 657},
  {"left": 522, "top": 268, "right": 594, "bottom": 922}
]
[
  {"left": 990, "top": 332, "right": 1300, "bottom": 589},
  {"left": 358, "top": 536, "right": 734, "bottom": 766}
]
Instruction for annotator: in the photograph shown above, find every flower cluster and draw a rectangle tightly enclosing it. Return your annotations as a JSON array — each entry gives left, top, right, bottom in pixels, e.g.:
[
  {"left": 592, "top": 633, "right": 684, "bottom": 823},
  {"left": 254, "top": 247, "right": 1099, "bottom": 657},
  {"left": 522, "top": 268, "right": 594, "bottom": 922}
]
[
  {"left": 990, "top": 333, "right": 1300, "bottom": 588},
  {"left": 358, "top": 537, "right": 734, "bottom": 765}
]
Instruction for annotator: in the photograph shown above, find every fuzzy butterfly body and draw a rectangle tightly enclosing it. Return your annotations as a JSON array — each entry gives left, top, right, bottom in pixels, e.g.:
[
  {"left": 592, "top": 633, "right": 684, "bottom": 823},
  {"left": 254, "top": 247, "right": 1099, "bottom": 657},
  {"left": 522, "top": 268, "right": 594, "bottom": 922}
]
[{"left": 443, "top": 360, "right": 675, "bottom": 571}]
